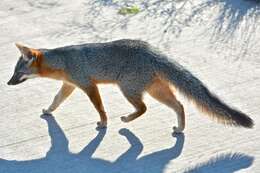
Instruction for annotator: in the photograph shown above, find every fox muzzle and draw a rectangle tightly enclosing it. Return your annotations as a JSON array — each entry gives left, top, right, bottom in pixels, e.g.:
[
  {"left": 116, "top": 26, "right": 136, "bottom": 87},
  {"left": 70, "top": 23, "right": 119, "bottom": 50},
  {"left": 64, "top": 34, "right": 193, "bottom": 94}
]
[{"left": 7, "top": 72, "right": 26, "bottom": 85}]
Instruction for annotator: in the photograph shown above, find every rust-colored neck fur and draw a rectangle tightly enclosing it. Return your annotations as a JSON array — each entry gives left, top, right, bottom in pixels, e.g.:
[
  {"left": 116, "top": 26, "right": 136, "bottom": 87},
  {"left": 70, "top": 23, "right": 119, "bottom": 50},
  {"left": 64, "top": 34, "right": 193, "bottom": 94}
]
[{"left": 30, "top": 49, "right": 69, "bottom": 81}]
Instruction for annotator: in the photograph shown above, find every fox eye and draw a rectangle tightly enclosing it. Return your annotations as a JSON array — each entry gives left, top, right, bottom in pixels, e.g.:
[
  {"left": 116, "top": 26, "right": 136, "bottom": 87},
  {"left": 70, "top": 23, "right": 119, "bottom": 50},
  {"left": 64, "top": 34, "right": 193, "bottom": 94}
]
[
  {"left": 26, "top": 56, "right": 36, "bottom": 67},
  {"left": 17, "top": 69, "right": 28, "bottom": 74}
]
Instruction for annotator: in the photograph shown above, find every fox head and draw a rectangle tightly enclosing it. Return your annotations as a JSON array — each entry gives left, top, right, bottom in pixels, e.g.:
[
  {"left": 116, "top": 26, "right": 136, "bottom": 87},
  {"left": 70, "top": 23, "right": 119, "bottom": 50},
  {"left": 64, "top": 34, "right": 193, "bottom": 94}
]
[{"left": 7, "top": 43, "right": 41, "bottom": 85}]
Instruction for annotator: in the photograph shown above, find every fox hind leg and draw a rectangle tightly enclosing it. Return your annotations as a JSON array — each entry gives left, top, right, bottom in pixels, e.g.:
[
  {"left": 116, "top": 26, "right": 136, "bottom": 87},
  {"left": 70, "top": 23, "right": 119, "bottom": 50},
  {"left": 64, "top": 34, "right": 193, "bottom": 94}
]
[
  {"left": 147, "top": 77, "right": 185, "bottom": 133},
  {"left": 120, "top": 96, "right": 147, "bottom": 123},
  {"left": 119, "top": 85, "right": 147, "bottom": 123},
  {"left": 43, "top": 82, "right": 75, "bottom": 115}
]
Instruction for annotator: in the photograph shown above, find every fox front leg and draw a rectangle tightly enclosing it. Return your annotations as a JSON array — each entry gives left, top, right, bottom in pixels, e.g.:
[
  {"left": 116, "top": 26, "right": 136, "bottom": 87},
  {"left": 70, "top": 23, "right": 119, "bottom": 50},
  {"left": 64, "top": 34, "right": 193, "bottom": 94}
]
[
  {"left": 81, "top": 83, "right": 108, "bottom": 129},
  {"left": 42, "top": 82, "right": 75, "bottom": 115}
]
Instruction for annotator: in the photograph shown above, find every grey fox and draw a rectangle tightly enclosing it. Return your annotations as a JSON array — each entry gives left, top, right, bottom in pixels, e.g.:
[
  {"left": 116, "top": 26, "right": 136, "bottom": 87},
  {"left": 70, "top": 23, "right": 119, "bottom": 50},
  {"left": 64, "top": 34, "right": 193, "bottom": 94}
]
[{"left": 7, "top": 39, "right": 253, "bottom": 133}]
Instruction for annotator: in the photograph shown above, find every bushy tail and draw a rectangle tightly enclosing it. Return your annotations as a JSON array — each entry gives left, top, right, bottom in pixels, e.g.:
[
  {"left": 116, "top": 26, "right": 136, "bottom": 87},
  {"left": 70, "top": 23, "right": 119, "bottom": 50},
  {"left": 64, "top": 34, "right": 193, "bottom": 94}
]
[{"left": 154, "top": 56, "right": 254, "bottom": 128}]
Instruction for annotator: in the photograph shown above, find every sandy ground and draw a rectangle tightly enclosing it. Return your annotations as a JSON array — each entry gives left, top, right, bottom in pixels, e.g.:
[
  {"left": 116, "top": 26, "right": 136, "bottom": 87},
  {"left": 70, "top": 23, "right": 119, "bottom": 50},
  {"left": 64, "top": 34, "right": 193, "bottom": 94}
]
[{"left": 0, "top": 0, "right": 260, "bottom": 172}]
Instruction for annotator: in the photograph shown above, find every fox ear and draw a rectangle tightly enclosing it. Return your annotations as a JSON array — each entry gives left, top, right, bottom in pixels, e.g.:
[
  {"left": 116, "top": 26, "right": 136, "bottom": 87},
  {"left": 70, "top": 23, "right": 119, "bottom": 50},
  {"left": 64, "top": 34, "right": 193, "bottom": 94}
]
[{"left": 15, "top": 43, "right": 33, "bottom": 61}]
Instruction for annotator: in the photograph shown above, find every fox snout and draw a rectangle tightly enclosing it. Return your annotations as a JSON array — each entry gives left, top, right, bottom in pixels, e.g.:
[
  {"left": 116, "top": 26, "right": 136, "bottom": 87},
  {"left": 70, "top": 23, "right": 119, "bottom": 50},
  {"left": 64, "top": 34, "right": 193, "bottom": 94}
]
[{"left": 7, "top": 72, "right": 26, "bottom": 85}]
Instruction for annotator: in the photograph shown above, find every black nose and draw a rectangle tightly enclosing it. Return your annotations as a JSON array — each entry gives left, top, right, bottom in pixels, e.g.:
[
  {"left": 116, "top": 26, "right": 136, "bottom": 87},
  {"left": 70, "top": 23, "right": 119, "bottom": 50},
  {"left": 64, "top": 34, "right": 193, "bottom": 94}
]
[
  {"left": 7, "top": 76, "right": 16, "bottom": 85},
  {"left": 7, "top": 80, "right": 12, "bottom": 85}
]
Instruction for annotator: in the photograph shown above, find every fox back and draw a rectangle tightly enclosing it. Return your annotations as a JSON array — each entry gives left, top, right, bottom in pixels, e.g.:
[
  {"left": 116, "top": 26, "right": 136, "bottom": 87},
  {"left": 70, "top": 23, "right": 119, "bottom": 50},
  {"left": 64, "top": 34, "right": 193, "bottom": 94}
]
[{"left": 42, "top": 40, "right": 157, "bottom": 92}]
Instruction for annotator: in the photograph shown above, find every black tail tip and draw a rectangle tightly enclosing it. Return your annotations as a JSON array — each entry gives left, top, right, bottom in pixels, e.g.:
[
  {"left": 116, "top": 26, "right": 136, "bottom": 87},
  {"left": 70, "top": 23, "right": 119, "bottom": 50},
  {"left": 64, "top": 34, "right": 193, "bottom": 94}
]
[
  {"left": 245, "top": 119, "right": 254, "bottom": 129},
  {"left": 237, "top": 115, "right": 254, "bottom": 129}
]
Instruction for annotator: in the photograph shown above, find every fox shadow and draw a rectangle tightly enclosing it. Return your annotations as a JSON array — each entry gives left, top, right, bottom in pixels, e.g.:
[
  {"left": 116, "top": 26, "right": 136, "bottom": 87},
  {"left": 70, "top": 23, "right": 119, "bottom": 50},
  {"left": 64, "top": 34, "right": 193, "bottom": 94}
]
[
  {"left": 184, "top": 153, "right": 254, "bottom": 173},
  {"left": 0, "top": 115, "right": 253, "bottom": 173},
  {"left": 0, "top": 114, "right": 184, "bottom": 173}
]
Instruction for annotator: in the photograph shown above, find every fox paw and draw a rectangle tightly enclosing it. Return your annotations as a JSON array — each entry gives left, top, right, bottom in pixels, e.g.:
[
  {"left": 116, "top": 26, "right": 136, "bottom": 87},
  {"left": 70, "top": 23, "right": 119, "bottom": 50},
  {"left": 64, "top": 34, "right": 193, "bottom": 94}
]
[
  {"left": 120, "top": 116, "right": 130, "bottom": 123},
  {"left": 173, "top": 126, "right": 184, "bottom": 134},
  {"left": 97, "top": 121, "right": 107, "bottom": 129},
  {"left": 42, "top": 109, "right": 52, "bottom": 115}
]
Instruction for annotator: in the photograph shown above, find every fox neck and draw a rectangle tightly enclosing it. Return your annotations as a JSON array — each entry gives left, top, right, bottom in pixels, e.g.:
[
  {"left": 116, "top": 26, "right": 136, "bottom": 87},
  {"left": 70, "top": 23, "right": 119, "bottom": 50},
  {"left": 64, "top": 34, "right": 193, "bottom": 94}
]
[{"left": 35, "top": 50, "right": 68, "bottom": 81}]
